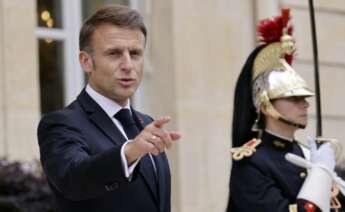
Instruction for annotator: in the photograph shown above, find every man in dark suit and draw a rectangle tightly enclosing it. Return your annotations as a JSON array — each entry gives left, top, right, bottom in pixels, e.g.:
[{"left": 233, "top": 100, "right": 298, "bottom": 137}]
[{"left": 37, "top": 4, "right": 181, "bottom": 212}]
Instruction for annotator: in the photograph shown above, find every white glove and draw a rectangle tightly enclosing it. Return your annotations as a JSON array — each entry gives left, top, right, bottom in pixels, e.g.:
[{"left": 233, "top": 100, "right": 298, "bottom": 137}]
[
  {"left": 285, "top": 137, "right": 336, "bottom": 212},
  {"left": 309, "top": 136, "right": 336, "bottom": 172}
]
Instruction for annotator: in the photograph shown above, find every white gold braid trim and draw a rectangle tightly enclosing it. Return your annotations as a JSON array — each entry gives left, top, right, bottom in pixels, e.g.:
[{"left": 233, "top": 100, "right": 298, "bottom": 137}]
[{"left": 231, "top": 139, "right": 262, "bottom": 161}]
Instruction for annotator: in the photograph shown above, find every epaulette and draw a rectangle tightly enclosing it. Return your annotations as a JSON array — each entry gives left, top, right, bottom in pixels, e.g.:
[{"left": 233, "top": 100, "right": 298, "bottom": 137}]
[{"left": 231, "top": 138, "right": 261, "bottom": 161}]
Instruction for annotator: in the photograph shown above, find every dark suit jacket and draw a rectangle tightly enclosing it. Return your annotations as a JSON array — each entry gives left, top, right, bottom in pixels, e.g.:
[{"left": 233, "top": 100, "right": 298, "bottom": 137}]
[
  {"left": 228, "top": 131, "right": 318, "bottom": 212},
  {"left": 38, "top": 90, "right": 171, "bottom": 212}
]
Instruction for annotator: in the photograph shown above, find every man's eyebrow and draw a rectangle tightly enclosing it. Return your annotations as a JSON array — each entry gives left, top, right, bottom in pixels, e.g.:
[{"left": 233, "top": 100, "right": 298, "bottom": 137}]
[
  {"left": 105, "top": 45, "right": 143, "bottom": 51},
  {"left": 104, "top": 47, "right": 123, "bottom": 53},
  {"left": 129, "top": 47, "right": 143, "bottom": 52}
]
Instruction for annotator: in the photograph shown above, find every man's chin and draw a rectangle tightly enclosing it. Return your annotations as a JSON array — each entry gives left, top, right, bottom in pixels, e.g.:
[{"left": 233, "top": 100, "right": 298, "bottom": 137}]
[
  {"left": 300, "top": 119, "right": 308, "bottom": 126},
  {"left": 298, "top": 120, "right": 308, "bottom": 129}
]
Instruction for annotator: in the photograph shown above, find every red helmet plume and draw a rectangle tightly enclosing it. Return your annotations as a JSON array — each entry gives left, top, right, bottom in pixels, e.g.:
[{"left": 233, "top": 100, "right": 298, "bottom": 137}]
[
  {"left": 257, "top": 8, "right": 294, "bottom": 64},
  {"left": 257, "top": 8, "right": 293, "bottom": 44}
]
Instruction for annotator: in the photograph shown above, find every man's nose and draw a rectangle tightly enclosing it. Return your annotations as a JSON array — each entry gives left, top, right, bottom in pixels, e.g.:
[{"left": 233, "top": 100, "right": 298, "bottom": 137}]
[
  {"left": 119, "top": 52, "right": 133, "bottom": 70},
  {"left": 303, "top": 99, "right": 310, "bottom": 108}
]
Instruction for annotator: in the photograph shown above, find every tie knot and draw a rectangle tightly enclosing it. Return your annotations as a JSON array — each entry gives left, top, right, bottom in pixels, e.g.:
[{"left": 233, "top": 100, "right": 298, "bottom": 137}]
[{"left": 114, "top": 109, "right": 135, "bottom": 126}]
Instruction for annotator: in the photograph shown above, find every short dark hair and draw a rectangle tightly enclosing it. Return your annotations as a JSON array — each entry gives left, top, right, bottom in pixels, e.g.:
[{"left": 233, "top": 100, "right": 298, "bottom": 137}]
[{"left": 79, "top": 4, "right": 147, "bottom": 52}]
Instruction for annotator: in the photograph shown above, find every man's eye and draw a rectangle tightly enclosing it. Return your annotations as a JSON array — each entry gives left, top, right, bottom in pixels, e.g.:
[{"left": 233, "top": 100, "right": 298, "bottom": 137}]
[
  {"left": 130, "top": 50, "right": 142, "bottom": 58},
  {"left": 109, "top": 50, "right": 122, "bottom": 56}
]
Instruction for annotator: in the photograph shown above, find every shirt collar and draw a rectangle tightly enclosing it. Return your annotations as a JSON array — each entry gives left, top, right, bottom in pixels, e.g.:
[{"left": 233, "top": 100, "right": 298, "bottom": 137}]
[{"left": 85, "top": 84, "right": 131, "bottom": 117}]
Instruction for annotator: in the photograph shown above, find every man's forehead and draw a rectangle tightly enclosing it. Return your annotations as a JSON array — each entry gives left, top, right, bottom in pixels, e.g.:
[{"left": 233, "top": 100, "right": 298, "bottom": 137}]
[
  {"left": 94, "top": 24, "right": 144, "bottom": 38},
  {"left": 91, "top": 25, "right": 145, "bottom": 48}
]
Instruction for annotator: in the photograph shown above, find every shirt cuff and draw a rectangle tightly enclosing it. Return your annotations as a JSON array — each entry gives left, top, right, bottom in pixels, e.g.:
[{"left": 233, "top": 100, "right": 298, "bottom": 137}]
[{"left": 120, "top": 140, "right": 140, "bottom": 181}]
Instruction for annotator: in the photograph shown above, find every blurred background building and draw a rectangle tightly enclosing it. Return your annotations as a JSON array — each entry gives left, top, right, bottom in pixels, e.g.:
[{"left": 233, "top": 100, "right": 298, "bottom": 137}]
[{"left": 0, "top": 0, "right": 344, "bottom": 211}]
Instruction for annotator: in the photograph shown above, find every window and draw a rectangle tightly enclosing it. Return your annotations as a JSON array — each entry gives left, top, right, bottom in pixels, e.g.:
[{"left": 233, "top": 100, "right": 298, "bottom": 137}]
[
  {"left": 38, "top": 39, "right": 64, "bottom": 114},
  {"left": 36, "top": 0, "right": 83, "bottom": 114}
]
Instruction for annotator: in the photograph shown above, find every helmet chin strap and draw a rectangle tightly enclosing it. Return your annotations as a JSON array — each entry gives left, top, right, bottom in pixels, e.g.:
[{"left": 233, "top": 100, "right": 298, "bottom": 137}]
[
  {"left": 277, "top": 116, "right": 306, "bottom": 129},
  {"left": 259, "top": 91, "right": 306, "bottom": 129}
]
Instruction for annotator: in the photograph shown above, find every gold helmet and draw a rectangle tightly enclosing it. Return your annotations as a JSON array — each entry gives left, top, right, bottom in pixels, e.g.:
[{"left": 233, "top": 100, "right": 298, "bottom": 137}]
[{"left": 252, "top": 8, "right": 314, "bottom": 128}]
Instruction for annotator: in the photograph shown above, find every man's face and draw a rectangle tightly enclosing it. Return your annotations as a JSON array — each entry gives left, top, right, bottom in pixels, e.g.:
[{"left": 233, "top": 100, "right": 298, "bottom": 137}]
[
  {"left": 80, "top": 23, "right": 145, "bottom": 106},
  {"left": 272, "top": 96, "right": 310, "bottom": 126}
]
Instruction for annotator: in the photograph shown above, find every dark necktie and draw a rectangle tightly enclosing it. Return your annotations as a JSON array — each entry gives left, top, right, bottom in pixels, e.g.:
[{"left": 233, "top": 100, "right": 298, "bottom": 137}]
[
  {"left": 114, "top": 109, "right": 158, "bottom": 192},
  {"left": 114, "top": 109, "right": 140, "bottom": 140}
]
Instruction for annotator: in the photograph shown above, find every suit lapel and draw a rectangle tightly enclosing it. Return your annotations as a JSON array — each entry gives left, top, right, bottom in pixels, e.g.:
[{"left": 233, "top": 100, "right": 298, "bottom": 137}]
[
  {"left": 132, "top": 109, "right": 160, "bottom": 203},
  {"left": 89, "top": 111, "right": 127, "bottom": 145},
  {"left": 77, "top": 90, "right": 126, "bottom": 145},
  {"left": 78, "top": 94, "right": 160, "bottom": 203},
  {"left": 153, "top": 154, "right": 167, "bottom": 211}
]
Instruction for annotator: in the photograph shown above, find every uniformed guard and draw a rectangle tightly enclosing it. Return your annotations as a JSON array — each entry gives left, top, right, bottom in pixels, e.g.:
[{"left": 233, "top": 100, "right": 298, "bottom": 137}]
[{"left": 227, "top": 8, "right": 343, "bottom": 212}]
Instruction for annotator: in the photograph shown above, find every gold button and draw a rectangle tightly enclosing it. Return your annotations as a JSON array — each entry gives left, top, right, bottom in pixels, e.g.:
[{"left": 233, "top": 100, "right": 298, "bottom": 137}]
[
  {"left": 273, "top": 140, "right": 285, "bottom": 148},
  {"left": 299, "top": 172, "right": 306, "bottom": 178}
]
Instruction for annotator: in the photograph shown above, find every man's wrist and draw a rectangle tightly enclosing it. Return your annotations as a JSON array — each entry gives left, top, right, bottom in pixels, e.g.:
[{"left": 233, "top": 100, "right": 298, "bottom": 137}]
[{"left": 124, "top": 140, "right": 141, "bottom": 165}]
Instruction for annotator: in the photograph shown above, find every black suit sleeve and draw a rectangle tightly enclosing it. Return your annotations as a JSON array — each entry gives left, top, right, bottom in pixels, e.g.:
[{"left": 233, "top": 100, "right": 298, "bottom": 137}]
[{"left": 38, "top": 112, "right": 130, "bottom": 201}]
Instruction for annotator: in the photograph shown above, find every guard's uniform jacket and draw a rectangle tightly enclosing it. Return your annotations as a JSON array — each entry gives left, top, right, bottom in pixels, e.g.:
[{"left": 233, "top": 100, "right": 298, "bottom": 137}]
[{"left": 228, "top": 131, "right": 318, "bottom": 212}]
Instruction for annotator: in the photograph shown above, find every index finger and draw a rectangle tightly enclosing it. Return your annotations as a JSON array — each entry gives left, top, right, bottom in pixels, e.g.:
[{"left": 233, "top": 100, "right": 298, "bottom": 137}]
[
  {"left": 169, "top": 132, "right": 181, "bottom": 141},
  {"left": 152, "top": 116, "right": 171, "bottom": 128}
]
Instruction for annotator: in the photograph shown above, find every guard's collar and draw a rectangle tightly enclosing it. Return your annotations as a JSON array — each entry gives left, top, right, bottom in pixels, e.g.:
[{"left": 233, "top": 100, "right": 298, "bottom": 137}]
[{"left": 262, "top": 130, "right": 295, "bottom": 150}]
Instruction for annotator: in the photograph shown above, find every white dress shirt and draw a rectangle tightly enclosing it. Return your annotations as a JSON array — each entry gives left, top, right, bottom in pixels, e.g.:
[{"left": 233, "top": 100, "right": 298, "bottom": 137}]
[{"left": 85, "top": 85, "right": 139, "bottom": 180}]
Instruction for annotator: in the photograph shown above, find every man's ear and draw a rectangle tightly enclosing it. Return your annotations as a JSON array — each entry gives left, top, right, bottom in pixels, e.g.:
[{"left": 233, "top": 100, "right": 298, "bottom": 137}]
[
  {"left": 79, "top": 51, "right": 94, "bottom": 75},
  {"left": 260, "top": 104, "right": 268, "bottom": 116}
]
